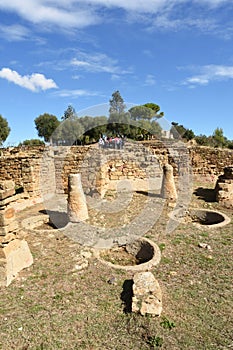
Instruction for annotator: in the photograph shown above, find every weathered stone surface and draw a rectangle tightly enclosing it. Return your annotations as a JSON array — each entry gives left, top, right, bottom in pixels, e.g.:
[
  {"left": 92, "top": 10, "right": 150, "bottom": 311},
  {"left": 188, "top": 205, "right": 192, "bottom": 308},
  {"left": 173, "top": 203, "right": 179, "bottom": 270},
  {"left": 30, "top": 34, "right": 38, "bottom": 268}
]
[
  {"left": 215, "top": 166, "right": 233, "bottom": 208},
  {"left": 0, "top": 180, "right": 15, "bottom": 200},
  {"left": 132, "top": 271, "right": 162, "bottom": 317},
  {"left": 0, "top": 221, "right": 18, "bottom": 236},
  {"left": 160, "top": 164, "right": 177, "bottom": 201},
  {"left": 0, "top": 239, "right": 33, "bottom": 287},
  {"left": 0, "top": 144, "right": 233, "bottom": 207},
  {"left": 67, "top": 174, "right": 89, "bottom": 222},
  {"left": 0, "top": 233, "right": 16, "bottom": 244},
  {"left": 0, "top": 207, "right": 15, "bottom": 226},
  {"left": 0, "top": 180, "right": 15, "bottom": 191}
]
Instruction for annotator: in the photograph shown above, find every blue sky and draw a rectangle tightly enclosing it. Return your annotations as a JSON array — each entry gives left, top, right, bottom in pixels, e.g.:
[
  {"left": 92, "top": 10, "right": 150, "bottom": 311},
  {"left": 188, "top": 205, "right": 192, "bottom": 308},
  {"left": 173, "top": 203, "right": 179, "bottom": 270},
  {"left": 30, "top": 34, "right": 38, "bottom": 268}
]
[{"left": 0, "top": 0, "right": 233, "bottom": 145}]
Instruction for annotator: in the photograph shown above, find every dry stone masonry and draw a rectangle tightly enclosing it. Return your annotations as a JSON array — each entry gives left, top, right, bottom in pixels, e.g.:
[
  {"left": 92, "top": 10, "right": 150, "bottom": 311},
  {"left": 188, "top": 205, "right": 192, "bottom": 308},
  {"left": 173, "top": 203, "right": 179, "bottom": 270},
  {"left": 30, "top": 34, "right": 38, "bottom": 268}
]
[
  {"left": 0, "top": 180, "right": 18, "bottom": 235},
  {"left": 0, "top": 180, "right": 33, "bottom": 287},
  {"left": 0, "top": 143, "right": 233, "bottom": 204},
  {"left": 215, "top": 166, "right": 233, "bottom": 208}
]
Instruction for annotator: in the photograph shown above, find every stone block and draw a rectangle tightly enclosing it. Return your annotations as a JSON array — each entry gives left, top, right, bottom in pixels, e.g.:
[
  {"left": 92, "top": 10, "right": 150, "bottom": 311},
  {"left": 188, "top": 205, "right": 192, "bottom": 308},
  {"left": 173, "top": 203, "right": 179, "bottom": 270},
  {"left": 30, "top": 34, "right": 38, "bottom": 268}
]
[
  {"left": 0, "top": 180, "right": 15, "bottom": 200},
  {"left": 0, "top": 221, "right": 18, "bottom": 236},
  {"left": 0, "top": 239, "right": 33, "bottom": 287},
  {"left": 0, "top": 189, "right": 15, "bottom": 200},
  {"left": 0, "top": 180, "right": 15, "bottom": 191},
  {"left": 0, "top": 207, "right": 15, "bottom": 226},
  {"left": 132, "top": 271, "right": 162, "bottom": 317}
]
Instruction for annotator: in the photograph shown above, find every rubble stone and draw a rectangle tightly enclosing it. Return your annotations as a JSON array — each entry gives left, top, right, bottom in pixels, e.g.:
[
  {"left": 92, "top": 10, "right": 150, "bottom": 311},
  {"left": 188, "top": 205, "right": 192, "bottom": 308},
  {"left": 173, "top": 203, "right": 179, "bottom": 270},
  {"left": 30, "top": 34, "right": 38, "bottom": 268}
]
[
  {"left": 0, "top": 239, "right": 33, "bottom": 287},
  {"left": 215, "top": 166, "right": 233, "bottom": 208},
  {"left": 132, "top": 271, "right": 162, "bottom": 317}
]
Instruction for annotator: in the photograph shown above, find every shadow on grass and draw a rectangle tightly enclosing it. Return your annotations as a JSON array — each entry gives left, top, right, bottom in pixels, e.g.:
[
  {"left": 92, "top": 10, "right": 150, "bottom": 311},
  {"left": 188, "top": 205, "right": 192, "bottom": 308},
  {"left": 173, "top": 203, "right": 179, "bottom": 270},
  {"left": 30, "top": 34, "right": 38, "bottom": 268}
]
[
  {"left": 193, "top": 187, "right": 216, "bottom": 203},
  {"left": 121, "top": 280, "right": 133, "bottom": 313}
]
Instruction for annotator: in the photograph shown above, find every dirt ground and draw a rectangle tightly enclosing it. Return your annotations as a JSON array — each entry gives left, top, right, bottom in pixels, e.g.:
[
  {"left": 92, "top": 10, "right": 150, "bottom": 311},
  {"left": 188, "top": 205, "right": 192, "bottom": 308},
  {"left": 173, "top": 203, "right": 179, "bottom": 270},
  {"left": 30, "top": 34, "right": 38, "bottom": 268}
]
[{"left": 0, "top": 175, "right": 232, "bottom": 350}]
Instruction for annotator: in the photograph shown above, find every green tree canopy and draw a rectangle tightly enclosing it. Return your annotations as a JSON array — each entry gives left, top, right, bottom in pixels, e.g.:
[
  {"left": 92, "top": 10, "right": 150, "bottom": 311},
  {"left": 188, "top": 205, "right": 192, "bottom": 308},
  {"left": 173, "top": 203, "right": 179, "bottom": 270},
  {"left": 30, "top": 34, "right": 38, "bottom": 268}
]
[
  {"left": 143, "top": 103, "right": 164, "bottom": 118},
  {"left": 79, "top": 116, "right": 108, "bottom": 143},
  {"left": 109, "top": 90, "right": 126, "bottom": 115},
  {"left": 18, "top": 139, "right": 45, "bottom": 146},
  {"left": 212, "top": 127, "right": 227, "bottom": 148},
  {"left": 34, "top": 113, "right": 60, "bottom": 144},
  {"left": 128, "top": 105, "right": 154, "bottom": 121},
  {"left": 55, "top": 118, "right": 84, "bottom": 145},
  {"left": 0, "top": 114, "right": 11, "bottom": 145},
  {"left": 62, "top": 105, "right": 77, "bottom": 120},
  {"left": 170, "top": 122, "right": 195, "bottom": 141}
]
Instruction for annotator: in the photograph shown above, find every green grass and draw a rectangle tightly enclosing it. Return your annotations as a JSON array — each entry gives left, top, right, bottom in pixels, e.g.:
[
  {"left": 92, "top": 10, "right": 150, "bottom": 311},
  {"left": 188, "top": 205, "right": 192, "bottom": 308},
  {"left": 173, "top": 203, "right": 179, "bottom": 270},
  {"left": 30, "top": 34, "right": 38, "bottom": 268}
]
[{"left": 0, "top": 183, "right": 232, "bottom": 349}]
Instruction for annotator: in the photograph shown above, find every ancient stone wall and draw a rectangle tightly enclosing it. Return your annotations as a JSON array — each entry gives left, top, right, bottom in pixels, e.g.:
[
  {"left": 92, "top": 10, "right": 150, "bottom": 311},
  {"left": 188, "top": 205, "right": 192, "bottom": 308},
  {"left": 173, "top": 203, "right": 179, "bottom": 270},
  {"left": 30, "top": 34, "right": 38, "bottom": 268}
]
[
  {"left": 53, "top": 143, "right": 162, "bottom": 194},
  {"left": 0, "top": 143, "right": 233, "bottom": 201},
  {"left": 143, "top": 141, "right": 233, "bottom": 176}
]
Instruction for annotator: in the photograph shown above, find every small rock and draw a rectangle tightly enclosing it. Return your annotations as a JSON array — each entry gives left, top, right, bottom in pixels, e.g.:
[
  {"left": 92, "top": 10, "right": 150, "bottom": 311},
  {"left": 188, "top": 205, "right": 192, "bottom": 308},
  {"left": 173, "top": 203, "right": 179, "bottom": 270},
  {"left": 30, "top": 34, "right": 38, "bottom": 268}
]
[
  {"left": 198, "top": 243, "right": 212, "bottom": 250},
  {"left": 74, "top": 259, "right": 88, "bottom": 271},
  {"left": 107, "top": 277, "right": 117, "bottom": 285},
  {"left": 80, "top": 249, "right": 92, "bottom": 259},
  {"left": 169, "top": 271, "right": 177, "bottom": 276}
]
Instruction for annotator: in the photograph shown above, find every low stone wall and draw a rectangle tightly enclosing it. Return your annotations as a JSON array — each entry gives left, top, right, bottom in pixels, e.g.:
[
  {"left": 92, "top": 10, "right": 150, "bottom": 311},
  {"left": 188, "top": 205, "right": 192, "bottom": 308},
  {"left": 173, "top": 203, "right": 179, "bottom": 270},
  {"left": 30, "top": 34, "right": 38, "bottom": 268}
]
[
  {"left": 0, "top": 142, "right": 233, "bottom": 202},
  {"left": 54, "top": 143, "right": 162, "bottom": 194}
]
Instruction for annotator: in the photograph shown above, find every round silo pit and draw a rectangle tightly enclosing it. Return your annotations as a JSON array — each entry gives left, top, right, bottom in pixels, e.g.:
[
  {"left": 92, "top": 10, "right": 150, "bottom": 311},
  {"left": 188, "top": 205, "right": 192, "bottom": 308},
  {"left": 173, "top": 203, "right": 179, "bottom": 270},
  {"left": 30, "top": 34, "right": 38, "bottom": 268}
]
[
  {"left": 190, "top": 209, "right": 231, "bottom": 228},
  {"left": 21, "top": 213, "right": 69, "bottom": 232},
  {"left": 95, "top": 237, "right": 161, "bottom": 271}
]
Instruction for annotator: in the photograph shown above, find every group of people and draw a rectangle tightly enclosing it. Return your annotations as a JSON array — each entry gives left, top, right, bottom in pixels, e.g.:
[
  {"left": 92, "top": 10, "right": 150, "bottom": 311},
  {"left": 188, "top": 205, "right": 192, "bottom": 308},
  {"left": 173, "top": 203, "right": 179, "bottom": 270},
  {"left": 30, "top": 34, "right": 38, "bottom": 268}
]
[{"left": 98, "top": 135, "right": 125, "bottom": 149}]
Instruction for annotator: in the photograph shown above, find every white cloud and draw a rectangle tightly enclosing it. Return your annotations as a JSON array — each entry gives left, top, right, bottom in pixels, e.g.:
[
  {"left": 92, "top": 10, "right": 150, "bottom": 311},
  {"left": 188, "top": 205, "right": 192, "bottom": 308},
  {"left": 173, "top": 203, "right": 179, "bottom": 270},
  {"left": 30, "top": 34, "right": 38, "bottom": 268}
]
[
  {"left": 144, "top": 74, "right": 156, "bottom": 86},
  {"left": 71, "top": 51, "right": 131, "bottom": 74},
  {"left": 0, "top": 24, "right": 30, "bottom": 41},
  {"left": 184, "top": 65, "right": 233, "bottom": 86},
  {"left": 0, "top": 0, "right": 99, "bottom": 29},
  {"left": 0, "top": 67, "right": 58, "bottom": 91},
  {"left": 54, "top": 89, "right": 99, "bottom": 98},
  {"left": 0, "top": 0, "right": 232, "bottom": 31}
]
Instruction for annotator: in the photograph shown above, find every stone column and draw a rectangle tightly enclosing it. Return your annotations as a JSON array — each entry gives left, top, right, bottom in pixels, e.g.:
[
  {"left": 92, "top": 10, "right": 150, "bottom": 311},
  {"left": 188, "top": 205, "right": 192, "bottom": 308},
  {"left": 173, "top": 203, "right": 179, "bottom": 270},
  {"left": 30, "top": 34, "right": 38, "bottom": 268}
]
[
  {"left": 160, "top": 164, "right": 177, "bottom": 201},
  {"left": 67, "top": 174, "right": 89, "bottom": 222}
]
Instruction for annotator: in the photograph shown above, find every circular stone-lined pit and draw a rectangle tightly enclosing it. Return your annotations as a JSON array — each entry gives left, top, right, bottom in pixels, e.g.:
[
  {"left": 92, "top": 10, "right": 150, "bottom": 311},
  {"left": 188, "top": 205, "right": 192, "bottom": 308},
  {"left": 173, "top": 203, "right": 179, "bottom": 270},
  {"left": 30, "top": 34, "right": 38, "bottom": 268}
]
[
  {"left": 93, "top": 237, "right": 161, "bottom": 271},
  {"left": 190, "top": 209, "right": 231, "bottom": 228},
  {"left": 169, "top": 208, "right": 231, "bottom": 229},
  {"left": 21, "top": 213, "right": 68, "bottom": 232}
]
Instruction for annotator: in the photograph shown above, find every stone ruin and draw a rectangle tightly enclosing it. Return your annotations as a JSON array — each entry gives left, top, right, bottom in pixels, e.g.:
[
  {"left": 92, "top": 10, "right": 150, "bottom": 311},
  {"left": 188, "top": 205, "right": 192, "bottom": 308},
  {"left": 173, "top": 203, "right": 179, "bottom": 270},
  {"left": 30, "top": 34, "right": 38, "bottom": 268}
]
[
  {"left": 0, "top": 180, "right": 33, "bottom": 287},
  {"left": 160, "top": 163, "right": 177, "bottom": 201},
  {"left": 132, "top": 271, "right": 162, "bottom": 317},
  {"left": 67, "top": 174, "right": 89, "bottom": 222},
  {"left": 215, "top": 166, "right": 233, "bottom": 208}
]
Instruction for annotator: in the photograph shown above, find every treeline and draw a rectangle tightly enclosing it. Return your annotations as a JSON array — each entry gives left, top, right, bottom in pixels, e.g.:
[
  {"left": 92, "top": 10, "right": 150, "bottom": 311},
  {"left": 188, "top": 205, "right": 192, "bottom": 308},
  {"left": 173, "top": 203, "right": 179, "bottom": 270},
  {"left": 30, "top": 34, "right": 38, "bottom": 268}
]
[
  {"left": 0, "top": 90, "right": 232, "bottom": 149},
  {"left": 170, "top": 122, "right": 233, "bottom": 149},
  {"left": 33, "top": 91, "right": 164, "bottom": 146}
]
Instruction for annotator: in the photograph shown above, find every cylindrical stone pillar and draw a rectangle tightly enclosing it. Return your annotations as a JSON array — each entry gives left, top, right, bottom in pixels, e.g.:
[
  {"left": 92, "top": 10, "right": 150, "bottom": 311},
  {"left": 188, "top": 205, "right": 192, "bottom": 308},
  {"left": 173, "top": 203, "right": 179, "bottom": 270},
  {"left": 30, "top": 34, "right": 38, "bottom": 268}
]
[
  {"left": 160, "top": 164, "right": 177, "bottom": 201},
  {"left": 67, "top": 174, "right": 89, "bottom": 222}
]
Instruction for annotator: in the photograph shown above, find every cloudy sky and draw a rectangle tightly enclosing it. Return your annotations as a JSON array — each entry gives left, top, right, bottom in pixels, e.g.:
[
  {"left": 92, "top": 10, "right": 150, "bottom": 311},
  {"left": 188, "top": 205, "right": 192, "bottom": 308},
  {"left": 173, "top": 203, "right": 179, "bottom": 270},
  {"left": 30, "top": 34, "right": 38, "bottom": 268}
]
[{"left": 0, "top": 0, "right": 233, "bottom": 144}]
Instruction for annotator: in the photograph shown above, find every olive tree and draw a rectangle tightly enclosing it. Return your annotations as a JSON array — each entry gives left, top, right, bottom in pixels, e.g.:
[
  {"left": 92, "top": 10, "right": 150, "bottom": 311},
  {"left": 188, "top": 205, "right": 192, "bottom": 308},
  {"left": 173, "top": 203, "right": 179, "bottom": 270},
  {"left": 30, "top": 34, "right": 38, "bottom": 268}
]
[
  {"left": 0, "top": 114, "right": 11, "bottom": 145},
  {"left": 34, "top": 113, "right": 60, "bottom": 144}
]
